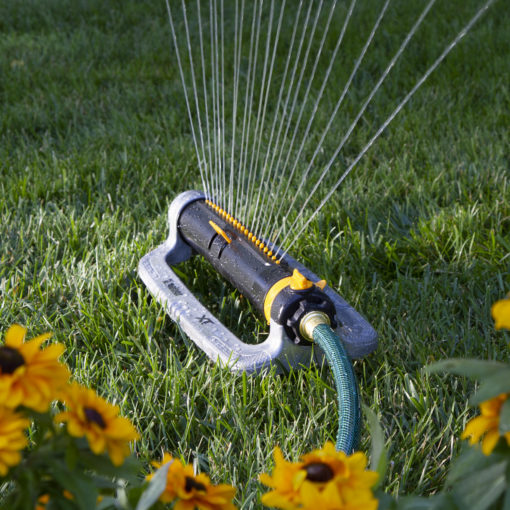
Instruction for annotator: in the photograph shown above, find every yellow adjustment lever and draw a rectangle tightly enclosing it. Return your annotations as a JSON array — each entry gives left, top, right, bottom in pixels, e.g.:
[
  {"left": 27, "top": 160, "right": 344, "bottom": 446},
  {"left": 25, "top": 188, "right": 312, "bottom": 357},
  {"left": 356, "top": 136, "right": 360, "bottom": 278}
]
[
  {"left": 289, "top": 269, "right": 314, "bottom": 290},
  {"left": 315, "top": 279, "right": 327, "bottom": 290},
  {"left": 209, "top": 221, "right": 232, "bottom": 244}
]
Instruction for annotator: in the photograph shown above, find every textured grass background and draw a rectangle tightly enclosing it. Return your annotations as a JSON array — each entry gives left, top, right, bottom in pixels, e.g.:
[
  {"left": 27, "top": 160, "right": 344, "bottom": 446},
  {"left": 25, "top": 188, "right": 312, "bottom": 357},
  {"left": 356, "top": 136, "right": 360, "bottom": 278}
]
[{"left": 1, "top": 0, "right": 509, "bottom": 507}]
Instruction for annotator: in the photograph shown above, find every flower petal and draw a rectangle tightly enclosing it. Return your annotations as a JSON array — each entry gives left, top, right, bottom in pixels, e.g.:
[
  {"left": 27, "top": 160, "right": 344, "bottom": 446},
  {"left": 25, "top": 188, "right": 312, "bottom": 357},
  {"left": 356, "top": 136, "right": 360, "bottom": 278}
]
[
  {"left": 481, "top": 429, "right": 501, "bottom": 455},
  {"left": 19, "top": 333, "right": 52, "bottom": 360},
  {"left": 4, "top": 325, "right": 26, "bottom": 347},
  {"left": 480, "top": 394, "right": 506, "bottom": 416},
  {"left": 461, "top": 416, "right": 494, "bottom": 443},
  {"left": 492, "top": 298, "right": 510, "bottom": 330}
]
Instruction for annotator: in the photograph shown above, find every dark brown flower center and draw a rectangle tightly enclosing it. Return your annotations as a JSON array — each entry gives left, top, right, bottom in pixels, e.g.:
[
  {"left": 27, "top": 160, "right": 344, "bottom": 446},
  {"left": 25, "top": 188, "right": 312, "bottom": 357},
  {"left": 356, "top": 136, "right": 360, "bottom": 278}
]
[
  {"left": 84, "top": 407, "right": 106, "bottom": 429},
  {"left": 304, "top": 462, "right": 334, "bottom": 482},
  {"left": 0, "top": 346, "right": 25, "bottom": 374},
  {"left": 185, "top": 476, "right": 207, "bottom": 493}
]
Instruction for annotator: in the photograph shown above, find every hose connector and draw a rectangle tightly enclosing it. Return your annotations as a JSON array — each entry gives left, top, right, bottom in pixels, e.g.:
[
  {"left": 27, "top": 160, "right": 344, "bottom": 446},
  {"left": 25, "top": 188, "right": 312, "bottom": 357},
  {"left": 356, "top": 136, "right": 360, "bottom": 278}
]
[{"left": 299, "top": 311, "right": 331, "bottom": 342}]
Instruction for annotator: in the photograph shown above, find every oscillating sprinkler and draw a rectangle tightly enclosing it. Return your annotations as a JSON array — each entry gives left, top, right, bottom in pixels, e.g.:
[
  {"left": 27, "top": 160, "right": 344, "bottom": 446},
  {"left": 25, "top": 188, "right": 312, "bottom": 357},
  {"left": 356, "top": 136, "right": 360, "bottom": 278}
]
[{"left": 138, "top": 190, "right": 377, "bottom": 452}]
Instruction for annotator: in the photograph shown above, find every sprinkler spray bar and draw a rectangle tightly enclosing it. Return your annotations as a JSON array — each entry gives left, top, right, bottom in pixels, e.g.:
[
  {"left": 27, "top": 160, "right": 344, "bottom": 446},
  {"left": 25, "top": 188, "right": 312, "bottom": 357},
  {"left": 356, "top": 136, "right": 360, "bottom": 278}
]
[{"left": 178, "top": 198, "right": 337, "bottom": 345}]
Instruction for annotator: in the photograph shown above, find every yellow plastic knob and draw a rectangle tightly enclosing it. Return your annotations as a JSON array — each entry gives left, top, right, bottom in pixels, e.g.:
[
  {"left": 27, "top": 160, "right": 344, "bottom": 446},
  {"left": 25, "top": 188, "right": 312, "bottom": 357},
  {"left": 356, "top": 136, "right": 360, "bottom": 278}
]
[{"left": 289, "top": 269, "right": 313, "bottom": 290}]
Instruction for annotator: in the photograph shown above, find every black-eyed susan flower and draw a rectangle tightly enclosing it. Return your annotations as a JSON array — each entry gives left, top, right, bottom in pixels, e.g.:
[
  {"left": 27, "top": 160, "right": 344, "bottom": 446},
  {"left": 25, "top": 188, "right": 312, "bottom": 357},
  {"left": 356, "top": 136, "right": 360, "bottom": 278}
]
[
  {"left": 0, "top": 324, "right": 70, "bottom": 412},
  {"left": 0, "top": 405, "right": 29, "bottom": 476},
  {"left": 461, "top": 393, "right": 510, "bottom": 455},
  {"left": 260, "top": 442, "right": 379, "bottom": 510},
  {"left": 147, "top": 453, "right": 237, "bottom": 510},
  {"left": 492, "top": 296, "right": 510, "bottom": 330},
  {"left": 55, "top": 382, "right": 140, "bottom": 466}
]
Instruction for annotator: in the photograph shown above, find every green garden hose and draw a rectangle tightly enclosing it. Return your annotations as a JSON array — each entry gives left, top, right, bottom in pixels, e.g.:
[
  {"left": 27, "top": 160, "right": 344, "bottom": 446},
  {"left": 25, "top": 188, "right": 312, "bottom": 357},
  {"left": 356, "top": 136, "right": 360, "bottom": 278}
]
[{"left": 306, "top": 320, "right": 361, "bottom": 454}]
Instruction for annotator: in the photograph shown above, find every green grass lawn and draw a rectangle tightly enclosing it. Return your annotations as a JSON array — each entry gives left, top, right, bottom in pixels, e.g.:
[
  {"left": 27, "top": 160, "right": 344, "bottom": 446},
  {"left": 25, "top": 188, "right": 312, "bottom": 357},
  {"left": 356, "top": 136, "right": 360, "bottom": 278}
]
[{"left": 1, "top": 0, "right": 509, "bottom": 507}]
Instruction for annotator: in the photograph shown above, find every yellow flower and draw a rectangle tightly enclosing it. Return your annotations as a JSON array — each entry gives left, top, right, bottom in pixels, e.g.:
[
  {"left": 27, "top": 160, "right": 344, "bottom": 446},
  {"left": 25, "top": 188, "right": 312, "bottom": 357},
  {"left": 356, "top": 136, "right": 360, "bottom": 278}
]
[
  {"left": 461, "top": 393, "right": 510, "bottom": 455},
  {"left": 147, "top": 453, "right": 237, "bottom": 510},
  {"left": 35, "top": 490, "right": 74, "bottom": 509},
  {"left": 260, "top": 442, "right": 379, "bottom": 510},
  {"left": 35, "top": 493, "right": 50, "bottom": 510},
  {"left": 0, "top": 325, "right": 70, "bottom": 412},
  {"left": 259, "top": 447, "right": 306, "bottom": 509},
  {"left": 492, "top": 297, "right": 510, "bottom": 330},
  {"left": 55, "top": 382, "right": 140, "bottom": 466},
  {"left": 0, "top": 406, "right": 29, "bottom": 476}
]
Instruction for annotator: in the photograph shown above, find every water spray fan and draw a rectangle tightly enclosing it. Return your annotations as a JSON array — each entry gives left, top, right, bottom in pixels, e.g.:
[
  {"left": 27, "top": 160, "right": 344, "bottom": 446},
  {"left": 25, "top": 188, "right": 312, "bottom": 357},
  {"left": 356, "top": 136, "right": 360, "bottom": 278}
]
[{"left": 139, "top": 190, "right": 377, "bottom": 452}]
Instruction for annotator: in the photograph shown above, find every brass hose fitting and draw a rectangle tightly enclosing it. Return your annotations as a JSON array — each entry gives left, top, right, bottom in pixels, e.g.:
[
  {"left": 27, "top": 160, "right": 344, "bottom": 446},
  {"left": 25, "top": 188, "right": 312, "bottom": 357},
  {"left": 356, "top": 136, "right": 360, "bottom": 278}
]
[{"left": 299, "top": 311, "right": 331, "bottom": 342}]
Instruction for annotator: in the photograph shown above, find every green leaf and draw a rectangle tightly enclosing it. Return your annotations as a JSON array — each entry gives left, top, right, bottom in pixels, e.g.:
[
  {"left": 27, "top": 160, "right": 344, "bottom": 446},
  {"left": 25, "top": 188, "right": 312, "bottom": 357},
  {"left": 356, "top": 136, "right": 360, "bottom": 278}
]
[
  {"left": 88, "top": 474, "right": 122, "bottom": 490},
  {"left": 374, "top": 491, "right": 397, "bottom": 510},
  {"left": 503, "top": 486, "right": 510, "bottom": 510},
  {"left": 79, "top": 452, "right": 141, "bottom": 484},
  {"left": 393, "top": 495, "right": 449, "bottom": 510},
  {"left": 427, "top": 359, "right": 508, "bottom": 379},
  {"left": 126, "top": 486, "right": 145, "bottom": 509},
  {"left": 65, "top": 441, "right": 79, "bottom": 471},
  {"left": 428, "top": 493, "right": 462, "bottom": 510},
  {"left": 500, "top": 399, "right": 510, "bottom": 435},
  {"left": 363, "top": 405, "right": 387, "bottom": 488},
  {"left": 47, "top": 498, "right": 77, "bottom": 510},
  {"left": 451, "top": 460, "right": 507, "bottom": 510},
  {"left": 24, "top": 409, "right": 55, "bottom": 445},
  {"left": 46, "top": 459, "right": 99, "bottom": 510},
  {"left": 96, "top": 495, "right": 124, "bottom": 509},
  {"left": 135, "top": 462, "right": 171, "bottom": 510},
  {"left": 470, "top": 372, "right": 510, "bottom": 405},
  {"left": 446, "top": 445, "right": 490, "bottom": 487},
  {"left": 4, "top": 467, "right": 37, "bottom": 509}
]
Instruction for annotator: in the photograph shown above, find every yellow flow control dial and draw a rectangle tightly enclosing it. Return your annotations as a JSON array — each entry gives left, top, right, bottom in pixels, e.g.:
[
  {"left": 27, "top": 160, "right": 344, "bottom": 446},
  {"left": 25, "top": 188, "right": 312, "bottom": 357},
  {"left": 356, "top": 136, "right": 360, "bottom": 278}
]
[{"left": 264, "top": 269, "right": 327, "bottom": 323}]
